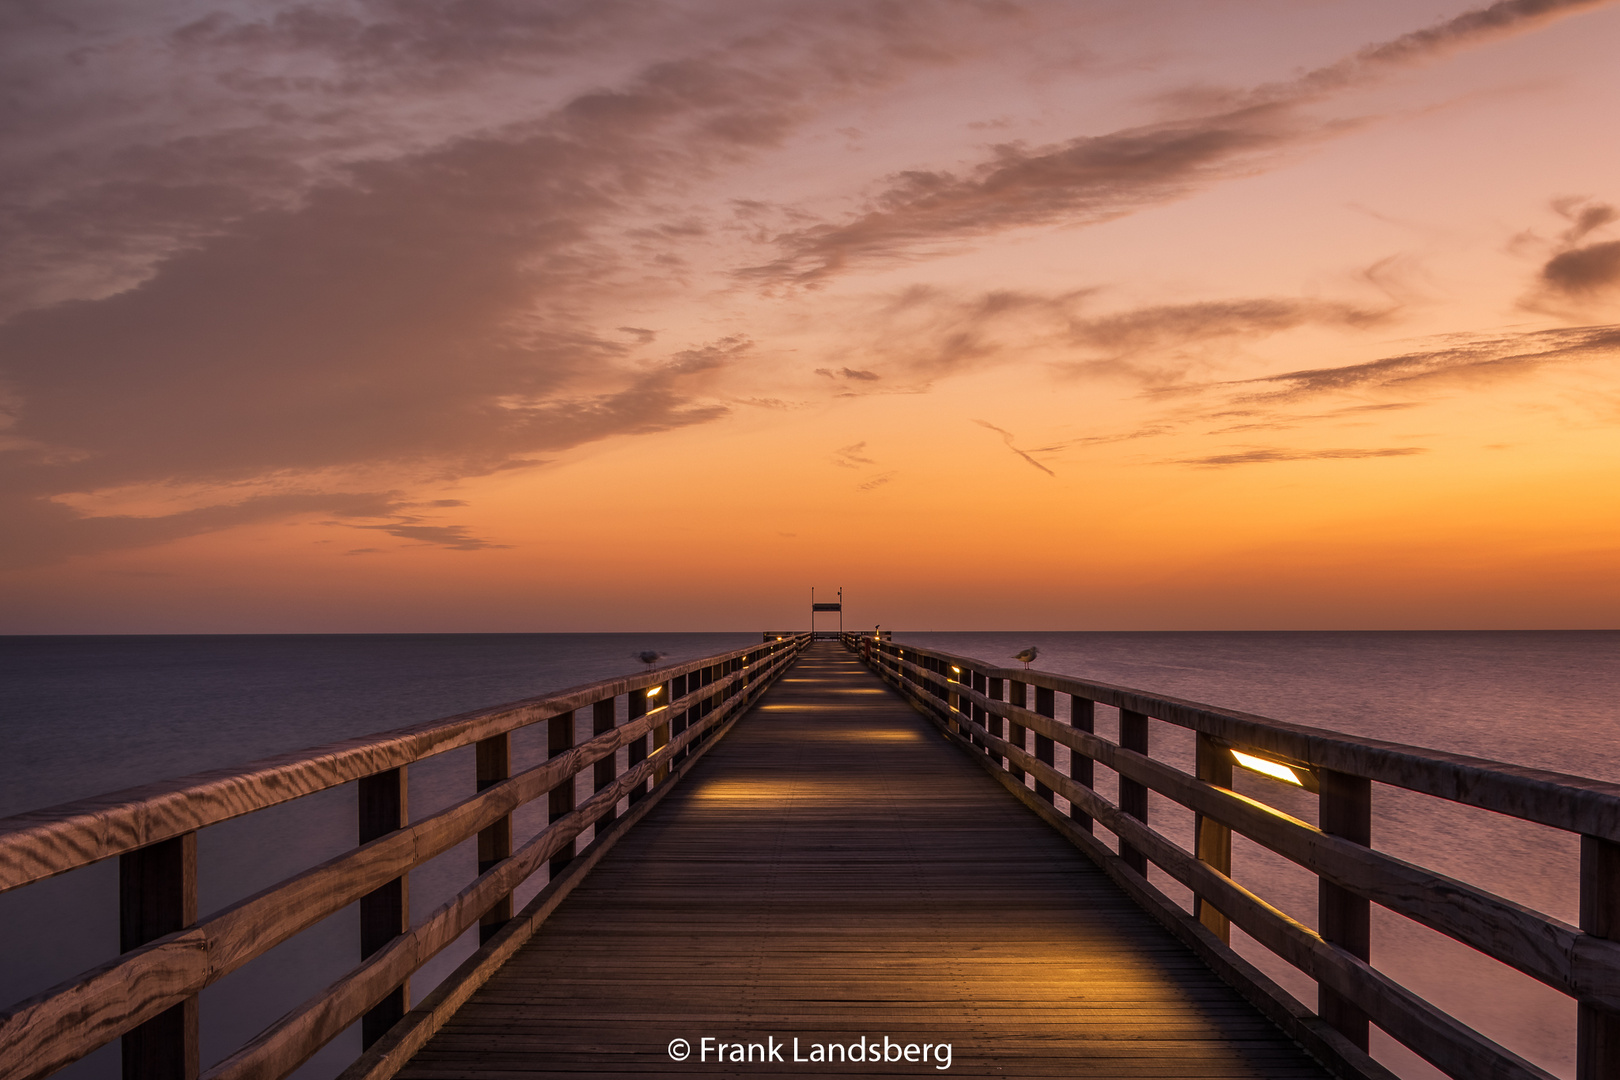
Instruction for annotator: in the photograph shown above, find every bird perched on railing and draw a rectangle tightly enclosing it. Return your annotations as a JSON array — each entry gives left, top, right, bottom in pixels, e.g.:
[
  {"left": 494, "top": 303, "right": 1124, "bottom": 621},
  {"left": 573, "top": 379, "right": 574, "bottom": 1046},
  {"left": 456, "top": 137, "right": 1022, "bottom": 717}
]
[
  {"left": 1013, "top": 646, "right": 1040, "bottom": 668},
  {"left": 635, "top": 650, "right": 666, "bottom": 669}
]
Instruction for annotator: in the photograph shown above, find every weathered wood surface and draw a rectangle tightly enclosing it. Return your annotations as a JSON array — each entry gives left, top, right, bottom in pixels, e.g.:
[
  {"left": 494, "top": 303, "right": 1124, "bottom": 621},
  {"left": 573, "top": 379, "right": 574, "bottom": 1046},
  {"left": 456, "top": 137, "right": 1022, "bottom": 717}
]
[
  {"left": 882, "top": 644, "right": 1620, "bottom": 843},
  {"left": 0, "top": 642, "right": 794, "bottom": 892},
  {"left": 398, "top": 643, "right": 1333, "bottom": 1079},
  {"left": 119, "top": 833, "right": 198, "bottom": 1080},
  {"left": 335, "top": 678, "right": 770, "bottom": 1080},
  {"left": 948, "top": 698, "right": 1553, "bottom": 1080},
  {"left": 875, "top": 642, "right": 1582, "bottom": 1080},
  {"left": 890, "top": 650, "right": 1620, "bottom": 1012},
  {"left": 1578, "top": 836, "right": 1620, "bottom": 1080},
  {"left": 196, "top": 651, "right": 795, "bottom": 1080},
  {"left": 0, "top": 646, "right": 800, "bottom": 1080}
]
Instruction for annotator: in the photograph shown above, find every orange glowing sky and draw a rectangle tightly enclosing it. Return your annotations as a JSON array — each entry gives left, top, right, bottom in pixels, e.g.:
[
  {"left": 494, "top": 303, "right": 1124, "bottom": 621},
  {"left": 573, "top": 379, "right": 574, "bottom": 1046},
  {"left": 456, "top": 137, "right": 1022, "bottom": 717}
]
[{"left": 3, "top": 0, "right": 1619, "bottom": 632}]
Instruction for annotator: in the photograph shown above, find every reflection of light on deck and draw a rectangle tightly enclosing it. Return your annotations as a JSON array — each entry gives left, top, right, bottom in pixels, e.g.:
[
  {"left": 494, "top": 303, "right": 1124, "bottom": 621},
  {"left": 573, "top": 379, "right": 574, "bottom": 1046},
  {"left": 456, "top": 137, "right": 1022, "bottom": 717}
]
[
  {"left": 790, "top": 729, "right": 922, "bottom": 742},
  {"left": 693, "top": 779, "right": 873, "bottom": 803}
]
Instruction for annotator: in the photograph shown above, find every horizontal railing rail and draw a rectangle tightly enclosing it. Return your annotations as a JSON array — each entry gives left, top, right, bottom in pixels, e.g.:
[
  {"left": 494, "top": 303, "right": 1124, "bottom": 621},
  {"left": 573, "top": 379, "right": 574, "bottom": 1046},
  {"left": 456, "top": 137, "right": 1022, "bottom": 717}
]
[
  {"left": 0, "top": 634, "right": 807, "bottom": 1080},
  {"left": 847, "top": 632, "right": 1620, "bottom": 1080}
]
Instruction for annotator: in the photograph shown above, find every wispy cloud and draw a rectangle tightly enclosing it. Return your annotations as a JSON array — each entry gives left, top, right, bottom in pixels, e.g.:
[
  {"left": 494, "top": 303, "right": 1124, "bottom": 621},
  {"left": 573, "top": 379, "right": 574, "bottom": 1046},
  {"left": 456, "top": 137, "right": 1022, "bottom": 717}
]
[
  {"left": 816, "top": 367, "right": 883, "bottom": 382},
  {"left": 1542, "top": 243, "right": 1620, "bottom": 296},
  {"left": 859, "top": 471, "right": 895, "bottom": 491},
  {"left": 1220, "top": 324, "right": 1620, "bottom": 402},
  {"left": 351, "top": 521, "right": 509, "bottom": 551},
  {"left": 0, "top": 0, "right": 1037, "bottom": 567},
  {"left": 820, "top": 285, "right": 1391, "bottom": 391},
  {"left": 1176, "top": 446, "right": 1427, "bottom": 467},
  {"left": 832, "top": 441, "right": 876, "bottom": 468},
  {"left": 2, "top": 491, "right": 389, "bottom": 570},
  {"left": 973, "top": 420, "right": 1057, "bottom": 477},
  {"left": 1069, "top": 298, "right": 1389, "bottom": 356},
  {"left": 741, "top": 0, "right": 1610, "bottom": 287},
  {"left": 1520, "top": 198, "right": 1620, "bottom": 310}
]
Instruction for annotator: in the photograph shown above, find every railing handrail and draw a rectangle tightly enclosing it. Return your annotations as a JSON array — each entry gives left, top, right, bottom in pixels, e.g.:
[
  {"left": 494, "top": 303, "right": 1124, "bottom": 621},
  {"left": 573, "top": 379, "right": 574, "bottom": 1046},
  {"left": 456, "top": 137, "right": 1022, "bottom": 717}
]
[
  {"left": 851, "top": 631, "right": 1619, "bottom": 1080},
  {"left": 876, "top": 639, "right": 1620, "bottom": 840},
  {"left": 0, "top": 639, "right": 799, "bottom": 893},
  {"left": 0, "top": 634, "right": 808, "bottom": 1080}
]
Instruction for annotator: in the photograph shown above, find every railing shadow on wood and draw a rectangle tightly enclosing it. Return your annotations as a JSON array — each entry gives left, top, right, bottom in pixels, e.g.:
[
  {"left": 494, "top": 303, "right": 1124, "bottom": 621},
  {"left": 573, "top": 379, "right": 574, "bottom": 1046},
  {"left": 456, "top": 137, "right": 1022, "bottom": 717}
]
[
  {"left": 845, "top": 632, "right": 1620, "bottom": 1080},
  {"left": 0, "top": 635, "right": 807, "bottom": 1080}
]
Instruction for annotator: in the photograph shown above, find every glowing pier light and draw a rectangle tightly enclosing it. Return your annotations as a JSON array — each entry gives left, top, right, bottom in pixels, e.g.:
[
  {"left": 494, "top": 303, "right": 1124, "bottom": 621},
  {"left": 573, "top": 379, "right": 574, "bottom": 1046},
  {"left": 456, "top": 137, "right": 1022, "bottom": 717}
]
[
  {"left": 1230, "top": 749, "right": 1311, "bottom": 789},
  {"left": 645, "top": 684, "right": 668, "bottom": 714}
]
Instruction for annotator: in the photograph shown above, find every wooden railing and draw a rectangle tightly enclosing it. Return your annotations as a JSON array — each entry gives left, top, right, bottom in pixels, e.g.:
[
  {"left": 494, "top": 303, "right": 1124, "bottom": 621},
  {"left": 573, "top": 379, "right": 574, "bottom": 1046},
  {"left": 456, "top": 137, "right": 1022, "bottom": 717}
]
[
  {"left": 848, "top": 632, "right": 1620, "bottom": 1080},
  {"left": 0, "top": 635, "right": 806, "bottom": 1080}
]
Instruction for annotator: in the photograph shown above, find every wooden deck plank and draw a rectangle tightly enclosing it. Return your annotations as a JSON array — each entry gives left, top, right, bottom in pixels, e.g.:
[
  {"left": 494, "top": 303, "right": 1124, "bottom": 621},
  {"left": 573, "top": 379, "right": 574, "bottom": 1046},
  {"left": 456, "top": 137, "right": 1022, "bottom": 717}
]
[{"left": 398, "top": 644, "right": 1330, "bottom": 1079}]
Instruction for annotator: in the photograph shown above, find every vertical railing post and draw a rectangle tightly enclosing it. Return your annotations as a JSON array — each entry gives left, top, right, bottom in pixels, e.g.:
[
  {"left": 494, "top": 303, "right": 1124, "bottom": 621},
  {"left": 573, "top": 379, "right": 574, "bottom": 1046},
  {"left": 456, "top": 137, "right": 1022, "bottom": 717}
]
[
  {"left": 971, "top": 672, "right": 988, "bottom": 753},
  {"left": 947, "top": 664, "right": 961, "bottom": 734},
  {"left": 475, "top": 734, "right": 512, "bottom": 944},
  {"left": 1033, "top": 686, "right": 1056, "bottom": 803},
  {"left": 593, "top": 697, "right": 618, "bottom": 821},
  {"left": 627, "top": 684, "right": 650, "bottom": 806},
  {"left": 1068, "top": 695, "right": 1095, "bottom": 832},
  {"left": 1193, "top": 733, "right": 1232, "bottom": 943},
  {"left": 985, "top": 676, "right": 1004, "bottom": 768},
  {"left": 548, "top": 710, "right": 576, "bottom": 876},
  {"left": 358, "top": 768, "right": 408, "bottom": 1047},
  {"left": 1007, "top": 680, "right": 1028, "bottom": 784},
  {"left": 655, "top": 673, "right": 677, "bottom": 784},
  {"left": 121, "top": 833, "right": 198, "bottom": 1080},
  {"left": 1318, "top": 768, "right": 1371, "bottom": 1051},
  {"left": 1579, "top": 836, "right": 1620, "bottom": 1078},
  {"left": 672, "top": 672, "right": 692, "bottom": 764},
  {"left": 1118, "top": 710, "right": 1149, "bottom": 875}
]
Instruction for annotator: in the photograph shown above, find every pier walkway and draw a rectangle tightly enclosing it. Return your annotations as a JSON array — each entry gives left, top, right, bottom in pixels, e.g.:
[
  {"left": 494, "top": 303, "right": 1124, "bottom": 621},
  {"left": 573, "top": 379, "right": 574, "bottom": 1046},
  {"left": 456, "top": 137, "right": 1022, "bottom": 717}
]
[
  {"left": 8, "top": 632, "right": 1619, "bottom": 1080},
  {"left": 398, "top": 643, "right": 1328, "bottom": 1078}
]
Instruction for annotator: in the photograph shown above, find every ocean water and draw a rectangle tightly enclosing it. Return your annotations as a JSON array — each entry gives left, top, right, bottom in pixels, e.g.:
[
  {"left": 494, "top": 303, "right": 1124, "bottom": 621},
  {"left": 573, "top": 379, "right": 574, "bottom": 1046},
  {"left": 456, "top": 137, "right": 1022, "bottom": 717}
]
[
  {"left": 896, "top": 630, "right": 1620, "bottom": 1080},
  {"left": 2, "top": 631, "right": 1616, "bottom": 1080},
  {"left": 0, "top": 633, "right": 755, "bottom": 1080}
]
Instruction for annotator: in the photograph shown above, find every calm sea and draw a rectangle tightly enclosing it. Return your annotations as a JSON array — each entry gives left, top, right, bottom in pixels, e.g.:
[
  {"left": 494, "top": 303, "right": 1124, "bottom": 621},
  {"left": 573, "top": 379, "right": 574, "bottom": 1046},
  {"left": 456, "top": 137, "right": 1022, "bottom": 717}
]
[{"left": 3, "top": 631, "right": 1617, "bottom": 1080}]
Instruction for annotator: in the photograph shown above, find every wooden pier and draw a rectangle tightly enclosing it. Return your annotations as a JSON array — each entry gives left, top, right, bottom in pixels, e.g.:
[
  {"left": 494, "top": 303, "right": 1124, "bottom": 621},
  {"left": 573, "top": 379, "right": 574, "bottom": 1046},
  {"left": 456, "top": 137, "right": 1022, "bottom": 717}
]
[
  {"left": 5, "top": 632, "right": 1620, "bottom": 1080},
  {"left": 398, "top": 642, "right": 1325, "bottom": 1078}
]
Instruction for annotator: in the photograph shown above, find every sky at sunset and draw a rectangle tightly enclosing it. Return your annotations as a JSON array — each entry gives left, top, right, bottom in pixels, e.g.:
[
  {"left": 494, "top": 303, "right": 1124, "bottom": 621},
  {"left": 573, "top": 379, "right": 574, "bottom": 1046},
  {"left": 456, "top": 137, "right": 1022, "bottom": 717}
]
[{"left": 2, "top": 0, "right": 1619, "bottom": 632}]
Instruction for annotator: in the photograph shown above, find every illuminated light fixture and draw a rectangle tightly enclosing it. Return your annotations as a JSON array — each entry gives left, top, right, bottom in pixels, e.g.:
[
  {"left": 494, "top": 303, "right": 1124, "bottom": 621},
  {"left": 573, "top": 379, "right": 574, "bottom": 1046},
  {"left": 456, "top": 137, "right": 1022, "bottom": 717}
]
[
  {"left": 647, "top": 686, "right": 663, "bottom": 698},
  {"left": 951, "top": 666, "right": 961, "bottom": 673},
  {"left": 1230, "top": 749, "right": 1314, "bottom": 790}
]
